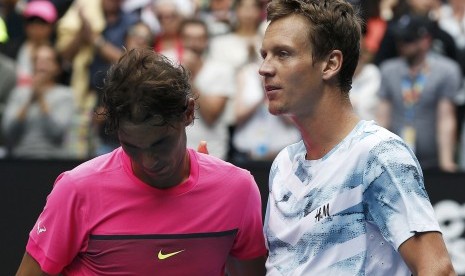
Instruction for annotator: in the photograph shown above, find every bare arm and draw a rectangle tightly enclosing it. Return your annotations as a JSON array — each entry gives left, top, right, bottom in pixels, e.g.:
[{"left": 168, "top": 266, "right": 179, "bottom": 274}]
[
  {"left": 59, "top": 9, "right": 122, "bottom": 64},
  {"left": 437, "top": 98, "right": 457, "bottom": 172},
  {"left": 226, "top": 255, "right": 266, "bottom": 276},
  {"left": 59, "top": 9, "right": 92, "bottom": 63},
  {"left": 376, "top": 99, "right": 392, "bottom": 129},
  {"left": 16, "top": 252, "right": 54, "bottom": 276},
  {"left": 92, "top": 35, "right": 124, "bottom": 64},
  {"left": 398, "top": 231, "right": 456, "bottom": 276}
]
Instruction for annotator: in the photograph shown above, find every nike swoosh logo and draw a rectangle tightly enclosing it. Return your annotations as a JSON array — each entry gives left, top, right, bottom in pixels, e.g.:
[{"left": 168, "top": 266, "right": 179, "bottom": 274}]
[{"left": 158, "top": 249, "right": 185, "bottom": 260}]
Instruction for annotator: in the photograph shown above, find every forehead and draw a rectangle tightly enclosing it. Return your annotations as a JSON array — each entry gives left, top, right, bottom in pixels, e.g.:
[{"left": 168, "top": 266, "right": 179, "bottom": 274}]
[
  {"left": 182, "top": 23, "right": 207, "bottom": 36},
  {"left": 118, "top": 118, "right": 180, "bottom": 146},
  {"left": 262, "top": 15, "right": 310, "bottom": 49},
  {"left": 156, "top": 2, "right": 178, "bottom": 14},
  {"left": 132, "top": 23, "right": 151, "bottom": 34}
]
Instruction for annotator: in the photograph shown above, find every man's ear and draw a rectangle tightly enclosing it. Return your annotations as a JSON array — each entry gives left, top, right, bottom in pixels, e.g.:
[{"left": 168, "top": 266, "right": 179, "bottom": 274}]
[
  {"left": 321, "top": 50, "right": 343, "bottom": 81},
  {"left": 185, "top": 98, "right": 195, "bottom": 126}
]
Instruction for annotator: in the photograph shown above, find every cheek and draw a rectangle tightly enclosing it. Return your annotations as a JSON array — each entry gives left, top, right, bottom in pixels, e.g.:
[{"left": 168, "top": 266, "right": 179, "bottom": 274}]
[{"left": 286, "top": 65, "right": 315, "bottom": 89}]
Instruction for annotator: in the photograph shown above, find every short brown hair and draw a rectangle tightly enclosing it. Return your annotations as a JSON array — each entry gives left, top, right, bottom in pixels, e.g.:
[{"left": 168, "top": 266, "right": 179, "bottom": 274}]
[
  {"left": 102, "top": 48, "right": 191, "bottom": 133},
  {"left": 267, "top": 0, "right": 361, "bottom": 92}
]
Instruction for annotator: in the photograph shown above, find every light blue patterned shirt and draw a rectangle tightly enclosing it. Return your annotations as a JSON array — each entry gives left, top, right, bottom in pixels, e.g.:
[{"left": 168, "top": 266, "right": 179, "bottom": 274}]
[{"left": 264, "top": 120, "right": 440, "bottom": 275}]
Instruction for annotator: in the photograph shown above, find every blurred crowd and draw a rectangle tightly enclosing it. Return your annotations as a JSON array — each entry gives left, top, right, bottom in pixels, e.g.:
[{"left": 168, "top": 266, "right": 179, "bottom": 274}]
[{"left": 0, "top": 0, "right": 464, "bottom": 173}]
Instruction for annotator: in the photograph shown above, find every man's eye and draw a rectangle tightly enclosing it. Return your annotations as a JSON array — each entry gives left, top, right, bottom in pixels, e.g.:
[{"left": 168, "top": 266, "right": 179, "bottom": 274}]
[{"left": 278, "top": 51, "right": 289, "bottom": 57}]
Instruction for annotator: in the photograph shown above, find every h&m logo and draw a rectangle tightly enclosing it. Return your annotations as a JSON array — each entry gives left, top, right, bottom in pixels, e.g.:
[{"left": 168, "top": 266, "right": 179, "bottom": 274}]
[{"left": 315, "top": 203, "right": 330, "bottom": 222}]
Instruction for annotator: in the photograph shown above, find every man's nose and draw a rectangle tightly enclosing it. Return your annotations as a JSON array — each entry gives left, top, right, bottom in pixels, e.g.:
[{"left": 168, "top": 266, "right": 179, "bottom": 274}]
[{"left": 259, "top": 58, "right": 275, "bottom": 77}]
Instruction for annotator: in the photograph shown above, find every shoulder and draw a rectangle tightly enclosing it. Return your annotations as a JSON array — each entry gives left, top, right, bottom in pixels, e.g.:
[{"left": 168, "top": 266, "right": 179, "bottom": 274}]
[
  {"left": 429, "top": 54, "right": 461, "bottom": 74},
  {"left": 379, "top": 58, "right": 404, "bottom": 73},
  {"left": 57, "top": 149, "right": 124, "bottom": 188},
  {"left": 194, "top": 150, "right": 253, "bottom": 180},
  {"left": 355, "top": 121, "right": 410, "bottom": 155},
  {"left": 270, "top": 140, "right": 305, "bottom": 174},
  {"left": 356, "top": 122, "right": 422, "bottom": 180},
  {"left": 191, "top": 150, "right": 256, "bottom": 194}
]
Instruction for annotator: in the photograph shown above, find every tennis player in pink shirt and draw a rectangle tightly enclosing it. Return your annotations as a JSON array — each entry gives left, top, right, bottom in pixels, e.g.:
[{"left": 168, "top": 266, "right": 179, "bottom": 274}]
[{"left": 16, "top": 48, "right": 267, "bottom": 275}]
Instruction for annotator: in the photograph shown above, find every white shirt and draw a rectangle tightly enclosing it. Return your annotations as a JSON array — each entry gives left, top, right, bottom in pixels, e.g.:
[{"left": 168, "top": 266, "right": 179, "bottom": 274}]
[{"left": 264, "top": 120, "right": 441, "bottom": 275}]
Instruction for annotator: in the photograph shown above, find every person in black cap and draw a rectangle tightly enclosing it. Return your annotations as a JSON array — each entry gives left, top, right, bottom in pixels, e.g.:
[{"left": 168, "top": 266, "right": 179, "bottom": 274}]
[
  {"left": 377, "top": 13, "right": 462, "bottom": 172},
  {"left": 374, "top": 3, "right": 457, "bottom": 65}
]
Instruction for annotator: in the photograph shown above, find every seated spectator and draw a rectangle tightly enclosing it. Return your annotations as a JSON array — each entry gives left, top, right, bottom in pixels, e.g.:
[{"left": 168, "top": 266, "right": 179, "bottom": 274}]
[
  {"left": 16, "top": 0, "right": 58, "bottom": 87},
  {"left": 2, "top": 44, "right": 74, "bottom": 159}
]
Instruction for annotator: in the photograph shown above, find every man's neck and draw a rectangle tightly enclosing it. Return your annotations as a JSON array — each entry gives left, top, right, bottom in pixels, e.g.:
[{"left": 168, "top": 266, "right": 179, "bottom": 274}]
[
  {"left": 407, "top": 54, "right": 427, "bottom": 76},
  {"left": 293, "top": 98, "right": 360, "bottom": 160}
]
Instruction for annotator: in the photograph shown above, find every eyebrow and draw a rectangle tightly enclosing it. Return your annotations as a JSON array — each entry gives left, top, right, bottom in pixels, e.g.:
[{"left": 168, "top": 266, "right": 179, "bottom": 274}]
[{"left": 120, "top": 136, "right": 167, "bottom": 149}]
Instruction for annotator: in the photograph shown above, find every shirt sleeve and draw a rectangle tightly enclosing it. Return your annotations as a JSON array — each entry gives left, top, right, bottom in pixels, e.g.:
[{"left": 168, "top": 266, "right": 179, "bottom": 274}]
[
  {"left": 26, "top": 172, "right": 89, "bottom": 274},
  {"left": 230, "top": 172, "right": 267, "bottom": 260},
  {"left": 363, "top": 137, "right": 441, "bottom": 250}
]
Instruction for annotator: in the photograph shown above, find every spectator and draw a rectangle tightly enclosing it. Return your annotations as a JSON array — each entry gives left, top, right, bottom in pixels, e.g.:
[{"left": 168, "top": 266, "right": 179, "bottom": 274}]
[
  {"left": 374, "top": 0, "right": 457, "bottom": 65},
  {"left": 377, "top": 14, "right": 462, "bottom": 172},
  {"left": 208, "top": 0, "right": 266, "bottom": 139},
  {"left": 198, "top": 0, "right": 235, "bottom": 37},
  {"left": 56, "top": 0, "right": 138, "bottom": 158},
  {"left": 209, "top": 0, "right": 264, "bottom": 71},
  {"left": 152, "top": 0, "right": 184, "bottom": 63},
  {"left": 2, "top": 44, "right": 74, "bottom": 159},
  {"left": 15, "top": 48, "right": 267, "bottom": 275},
  {"left": 124, "top": 21, "right": 153, "bottom": 51},
  {"left": 181, "top": 18, "right": 235, "bottom": 160},
  {"left": 16, "top": 0, "right": 58, "bottom": 87}
]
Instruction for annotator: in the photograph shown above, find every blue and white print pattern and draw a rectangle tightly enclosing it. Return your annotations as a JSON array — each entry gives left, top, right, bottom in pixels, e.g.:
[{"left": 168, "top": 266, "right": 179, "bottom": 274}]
[{"left": 264, "top": 120, "right": 440, "bottom": 276}]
